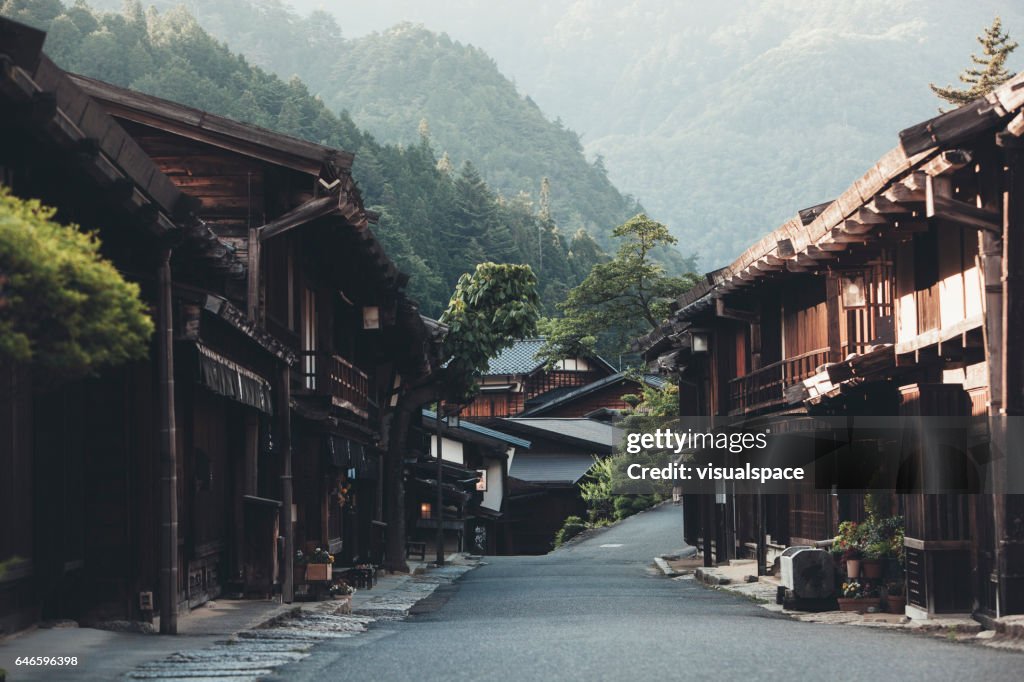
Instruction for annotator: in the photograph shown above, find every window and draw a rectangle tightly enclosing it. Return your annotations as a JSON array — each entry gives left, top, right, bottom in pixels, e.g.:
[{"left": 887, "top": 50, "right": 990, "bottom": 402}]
[{"left": 301, "top": 287, "right": 317, "bottom": 390}]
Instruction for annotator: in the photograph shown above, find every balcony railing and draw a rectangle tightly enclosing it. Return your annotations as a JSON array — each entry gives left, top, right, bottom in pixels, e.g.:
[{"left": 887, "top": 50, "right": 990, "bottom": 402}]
[
  {"left": 297, "top": 351, "right": 371, "bottom": 418},
  {"left": 729, "top": 347, "right": 829, "bottom": 414}
]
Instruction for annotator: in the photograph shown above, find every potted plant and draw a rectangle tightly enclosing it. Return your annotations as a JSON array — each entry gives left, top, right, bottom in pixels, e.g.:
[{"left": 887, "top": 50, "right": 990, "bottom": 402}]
[
  {"left": 884, "top": 580, "right": 906, "bottom": 613},
  {"left": 861, "top": 540, "right": 889, "bottom": 579},
  {"left": 298, "top": 547, "right": 334, "bottom": 582},
  {"left": 837, "top": 580, "right": 881, "bottom": 612},
  {"left": 832, "top": 521, "right": 866, "bottom": 578},
  {"left": 330, "top": 581, "right": 355, "bottom": 612}
]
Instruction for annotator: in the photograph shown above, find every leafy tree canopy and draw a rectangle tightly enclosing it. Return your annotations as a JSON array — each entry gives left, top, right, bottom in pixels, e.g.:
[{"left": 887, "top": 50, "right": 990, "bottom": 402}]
[
  {"left": 0, "top": 187, "right": 153, "bottom": 378},
  {"left": 439, "top": 262, "right": 541, "bottom": 401},
  {"left": 931, "top": 17, "right": 1018, "bottom": 108},
  {"left": 539, "top": 214, "right": 699, "bottom": 364}
]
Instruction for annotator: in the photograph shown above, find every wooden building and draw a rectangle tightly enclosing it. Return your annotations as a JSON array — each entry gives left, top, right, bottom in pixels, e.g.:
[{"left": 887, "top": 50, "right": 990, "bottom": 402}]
[
  {"left": 639, "top": 72, "right": 1024, "bottom": 621},
  {"left": 408, "top": 411, "right": 529, "bottom": 557},
  {"left": 0, "top": 18, "right": 438, "bottom": 635},
  {"left": 460, "top": 338, "right": 620, "bottom": 420},
  {"left": 497, "top": 418, "right": 620, "bottom": 554}
]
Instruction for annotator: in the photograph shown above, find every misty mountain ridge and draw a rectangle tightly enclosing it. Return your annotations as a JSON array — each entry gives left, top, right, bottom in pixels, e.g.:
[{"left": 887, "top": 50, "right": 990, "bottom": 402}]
[{"left": 43, "top": 0, "right": 1024, "bottom": 268}]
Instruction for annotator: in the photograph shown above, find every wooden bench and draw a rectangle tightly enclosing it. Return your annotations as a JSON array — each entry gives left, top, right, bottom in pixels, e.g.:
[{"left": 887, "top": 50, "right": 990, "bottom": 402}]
[{"left": 406, "top": 541, "right": 426, "bottom": 560}]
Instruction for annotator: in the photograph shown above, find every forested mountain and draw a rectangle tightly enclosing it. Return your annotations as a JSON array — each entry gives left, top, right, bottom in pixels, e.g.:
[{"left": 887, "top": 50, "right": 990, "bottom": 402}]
[
  {"left": 82, "top": 0, "right": 678, "bottom": 269},
  {"left": 210, "top": 0, "right": 1024, "bottom": 267},
  {"left": 0, "top": 0, "right": 631, "bottom": 316}
]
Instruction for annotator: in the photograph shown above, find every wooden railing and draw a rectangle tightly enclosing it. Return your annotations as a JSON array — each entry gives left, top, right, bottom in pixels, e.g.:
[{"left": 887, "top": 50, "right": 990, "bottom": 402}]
[
  {"left": 729, "top": 347, "right": 829, "bottom": 414},
  {"left": 297, "top": 351, "right": 371, "bottom": 417}
]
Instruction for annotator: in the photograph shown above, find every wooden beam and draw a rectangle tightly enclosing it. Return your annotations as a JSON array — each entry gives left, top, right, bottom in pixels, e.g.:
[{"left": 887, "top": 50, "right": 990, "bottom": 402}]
[
  {"left": 1007, "top": 111, "right": 1024, "bottom": 138},
  {"left": 715, "top": 298, "right": 759, "bottom": 323},
  {"left": 258, "top": 194, "right": 337, "bottom": 241},
  {"left": 817, "top": 240, "right": 849, "bottom": 252},
  {"left": 804, "top": 245, "right": 834, "bottom": 260},
  {"left": 866, "top": 194, "right": 916, "bottom": 215},
  {"left": 843, "top": 207, "right": 889, "bottom": 234},
  {"left": 899, "top": 98, "right": 1004, "bottom": 156},
  {"left": 926, "top": 175, "right": 1001, "bottom": 233},
  {"left": 841, "top": 220, "right": 877, "bottom": 235},
  {"left": 830, "top": 228, "right": 868, "bottom": 243},
  {"left": 921, "top": 149, "right": 972, "bottom": 177},
  {"left": 751, "top": 258, "right": 784, "bottom": 272}
]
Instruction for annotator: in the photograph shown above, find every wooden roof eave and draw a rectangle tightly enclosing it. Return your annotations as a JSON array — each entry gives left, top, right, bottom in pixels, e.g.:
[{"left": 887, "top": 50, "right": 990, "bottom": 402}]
[
  {"left": 70, "top": 73, "right": 353, "bottom": 176},
  {"left": 640, "top": 70, "right": 1024, "bottom": 347},
  {"left": 0, "top": 64, "right": 186, "bottom": 248}
]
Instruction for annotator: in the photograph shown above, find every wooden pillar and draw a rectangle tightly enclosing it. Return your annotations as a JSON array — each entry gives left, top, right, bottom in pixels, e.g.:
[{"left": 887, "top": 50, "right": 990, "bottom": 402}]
[
  {"left": 999, "top": 138, "right": 1024, "bottom": 615},
  {"left": 702, "top": 492, "right": 714, "bottom": 568},
  {"left": 826, "top": 273, "right": 843, "bottom": 363},
  {"left": 277, "top": 365, "right": 294, "bottom": 603},
  {"left": 157, "top": 249, "right": 179, "bottom": 634},
  {"left": 246, "top": 227, "right": 260, "bottom": 321}
]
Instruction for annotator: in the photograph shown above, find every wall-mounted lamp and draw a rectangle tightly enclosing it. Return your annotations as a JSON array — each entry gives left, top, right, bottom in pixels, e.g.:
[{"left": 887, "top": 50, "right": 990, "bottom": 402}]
[
  {"left": 840, "top": 272, "right": 866, "bottom": 308},
  {"left": 362, "top": 305, "right": 381, "bottom": 330},
  {"left": 420, "top": 502, "right": 432, "bottom": 519},
  {"left": 689, "top": 330, "right": 710, "bottom": 354}
]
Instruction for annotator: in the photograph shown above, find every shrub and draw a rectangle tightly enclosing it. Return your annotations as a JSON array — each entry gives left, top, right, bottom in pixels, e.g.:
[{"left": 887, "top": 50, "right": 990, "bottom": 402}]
[
  {"left": 554, "top": 515, "right": 587, "bottom": 547},
  {"left": 0, "top": 187, "right": 153, "bottom": 378}
]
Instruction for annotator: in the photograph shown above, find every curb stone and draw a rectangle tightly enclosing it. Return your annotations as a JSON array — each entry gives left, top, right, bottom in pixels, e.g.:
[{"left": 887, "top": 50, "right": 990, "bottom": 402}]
[
  {"left": 670, "top": 559, "right": 1024, "bottom": 650},
  {"left": 653, "top": 557, "right": 679, "bottom": 577}
]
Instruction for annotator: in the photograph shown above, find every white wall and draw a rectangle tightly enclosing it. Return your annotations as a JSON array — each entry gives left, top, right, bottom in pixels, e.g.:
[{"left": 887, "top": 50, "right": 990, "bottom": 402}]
[
  {"left": 480, "top": 456, "right": 505, "bottom": 512},
  {"left": 429, "top": 435, "right": 464, "bottom": 465}
]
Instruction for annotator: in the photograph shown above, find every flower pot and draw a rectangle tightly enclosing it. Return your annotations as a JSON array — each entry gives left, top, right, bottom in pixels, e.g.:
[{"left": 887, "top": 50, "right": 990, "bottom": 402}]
[
  {"left": 846, "top": 559, "right": 861, "bottom": 579},
  {"left": 861, "top": 559, "right": 883, "bottom": 579},
  {"left": 332, "top": 594, "right": 352, "bottom": 613},
  {"left": 885, "top": 594, "right": 906, "bottom": 614},
  {"left": 305, "top": 563, "right": 332, "bottom": 582},
  {"left": 837, "top": 597, "right": 879, "bottom": 613}
]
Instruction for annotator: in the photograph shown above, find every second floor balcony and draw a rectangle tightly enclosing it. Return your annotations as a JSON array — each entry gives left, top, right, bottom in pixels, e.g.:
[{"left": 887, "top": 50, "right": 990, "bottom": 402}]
[
  {"left": 728, "top": 347, "right": 829, "bottom": 415},
  {"left": 296, "top": 351, "right": 372, "bottom": 419}
]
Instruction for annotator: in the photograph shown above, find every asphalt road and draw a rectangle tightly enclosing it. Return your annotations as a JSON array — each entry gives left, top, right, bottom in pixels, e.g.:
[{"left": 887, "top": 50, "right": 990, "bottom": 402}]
[{"left": 271, "top": 503, "right": 1024, "bottom": 681}]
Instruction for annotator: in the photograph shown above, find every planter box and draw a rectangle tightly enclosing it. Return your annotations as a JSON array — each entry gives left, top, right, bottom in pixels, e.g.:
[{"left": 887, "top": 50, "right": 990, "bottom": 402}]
[
  {"left": 305, "top": 563, "right": 332, "bottom": 582},
  {"left": 837, "top": 597, "right": 880, "bottom": 613}
]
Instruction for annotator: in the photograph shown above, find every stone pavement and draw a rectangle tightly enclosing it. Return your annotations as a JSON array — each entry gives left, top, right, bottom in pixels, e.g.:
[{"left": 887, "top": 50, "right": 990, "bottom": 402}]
[
  {"left": 655, "top": 551, "right": 1024, "bottom": 652},
  {"left": 0, "top": 556, "right": 477, "bottom": 681}
]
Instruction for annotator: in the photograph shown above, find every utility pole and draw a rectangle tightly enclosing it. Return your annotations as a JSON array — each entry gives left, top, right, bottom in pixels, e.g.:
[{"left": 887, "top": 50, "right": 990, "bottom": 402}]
[
  {"left": 435, "top": 407, "right": 445, "bottom": 566},
  {"left": 157, "top": 248, "right": 179, "bottom": 634}
]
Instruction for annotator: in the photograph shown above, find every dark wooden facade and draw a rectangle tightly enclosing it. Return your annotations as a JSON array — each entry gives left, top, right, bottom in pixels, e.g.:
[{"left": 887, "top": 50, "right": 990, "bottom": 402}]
[
  {"left": 640, "top": 72, "right": 1024, "bottom": 620},
  {"left": 0, "top": 19, "right": 437, "bottom": 635}
]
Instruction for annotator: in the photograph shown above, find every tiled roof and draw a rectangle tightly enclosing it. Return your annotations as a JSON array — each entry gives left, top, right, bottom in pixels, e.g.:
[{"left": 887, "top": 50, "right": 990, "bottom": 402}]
[
  {"left": 483, "top": 338, "right": 547, "bottom": 375},
  {"left": 508, "top": 453, "right": 597, "bottom": 484},
  {"left": 483, "top": 338, "right": 618, "bottom": 376},
  {"left": 422, "top": 410, "right": 531, "bottom": 449},
  {"left": 499, "top": 418, "right": 621, "bottom": 451}
]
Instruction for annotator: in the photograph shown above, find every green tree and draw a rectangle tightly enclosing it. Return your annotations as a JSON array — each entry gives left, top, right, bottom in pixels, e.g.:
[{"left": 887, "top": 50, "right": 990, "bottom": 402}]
[
  {"left": 931, "top": 17, "right": 1018, "bottom": 108},
  {"left": 439, "top": 262, "right": 542, "bottom": 401},
  {"left": 539, "top": 214, "right": 699, "bottom": 363},
  {"left": 384, "top": 262, "right": 540, "bottom": 570},
  {"left": 0, "top": 187, "right": 153, "bottom": 378}
]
